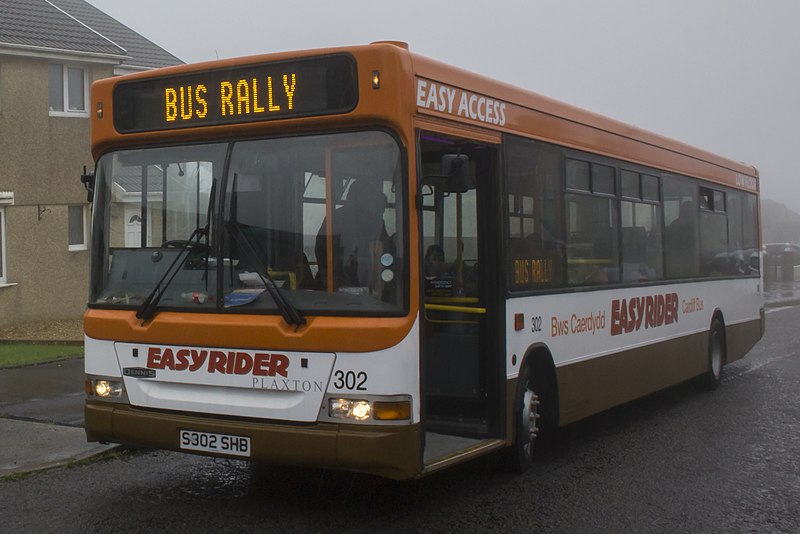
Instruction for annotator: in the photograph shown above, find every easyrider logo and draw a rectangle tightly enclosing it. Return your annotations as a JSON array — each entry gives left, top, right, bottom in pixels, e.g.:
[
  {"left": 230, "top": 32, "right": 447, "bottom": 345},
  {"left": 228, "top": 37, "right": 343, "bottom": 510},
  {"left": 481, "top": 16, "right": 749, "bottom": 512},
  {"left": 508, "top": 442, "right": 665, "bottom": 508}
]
[
  {"left": 147, "top": 347, "right": 289, "bottom": 377},
  {"left": 610, "top": 292, "right": 678, "bottom": 336}
]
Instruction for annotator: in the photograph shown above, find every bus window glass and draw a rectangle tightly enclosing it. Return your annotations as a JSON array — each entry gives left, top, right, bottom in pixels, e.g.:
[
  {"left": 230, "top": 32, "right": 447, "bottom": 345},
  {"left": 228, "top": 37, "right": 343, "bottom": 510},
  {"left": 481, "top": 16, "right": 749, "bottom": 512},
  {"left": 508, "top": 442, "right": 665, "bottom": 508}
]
[
  {"left": 621, "top": 200, "right": 663, "bottom": 281},
  {"left": 419, "top": 133, "right": 492, "bottom": 300},
  {"left": 726, "top": 191, "right": 758, "bottom": 275},
  {"left": 700, "top": 210, "right": 728, "bottom": 275},
  {"left": 699, "top": 187, "right": 714, "bottom": 211},
  {"left": 742, "top": 193, "right": 760, "bottom": 274},
  {"left": 440, "top": 189, "right": 478, "bottom": 295},
  {"left": 663, "top": 177, "right": 699, "bottom": 278},
  {"left": 90, "top": 143, "right": 227, "bottom": 308},
  {"left": 727, "top": 191, "right": 743, "bottom": 248},
  {"left": 592, "top": 163, "right": 615, "bottom": 195},
  {"left": 90, "top": 132, "right": 405, "bottom": 315},
  {"left": 225, "top": 131, "right": 404, "bottom": 313},
  {"left": 505, "top": 136, "right": 564, "bottom": 290},
  {"left": 621, "top": 170, "right": 639, "bottom": 199},
  {"left": 164, "top": 162, "right": 214, "bottom": 243},
  {"left": 565, "top": 159, "right": 590, "bottom": 191},
  {"left": 642, "top": 174, "right": 660, "bottom": 201},
  {"left": 714, "top": 190, "right": 726, "bottom": 212},
  {"left": 566, "top": 193, "right": 619, "bottom": 284},
  {"left": 302, "top": 173, "right": 326, "bottom": 279}
]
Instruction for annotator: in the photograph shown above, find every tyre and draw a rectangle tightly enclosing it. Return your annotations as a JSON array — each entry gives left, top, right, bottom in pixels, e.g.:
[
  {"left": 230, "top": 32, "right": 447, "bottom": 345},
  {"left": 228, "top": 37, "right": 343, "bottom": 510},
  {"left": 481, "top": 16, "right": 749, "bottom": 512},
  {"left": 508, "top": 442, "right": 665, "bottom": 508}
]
[
  {"left": 503, "top": 372, "right": 541, "bottom": 473},
  {"left": 703, "top": 319, "right": 726, "bottom": 390}
]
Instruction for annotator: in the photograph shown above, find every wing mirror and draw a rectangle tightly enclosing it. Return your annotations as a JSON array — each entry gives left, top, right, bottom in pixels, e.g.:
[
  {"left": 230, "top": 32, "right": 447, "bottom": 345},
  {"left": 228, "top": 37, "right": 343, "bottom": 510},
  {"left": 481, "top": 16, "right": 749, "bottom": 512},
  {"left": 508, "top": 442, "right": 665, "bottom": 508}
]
[{"left": 80, "top": 166, "right": 95, "bottom": 203}]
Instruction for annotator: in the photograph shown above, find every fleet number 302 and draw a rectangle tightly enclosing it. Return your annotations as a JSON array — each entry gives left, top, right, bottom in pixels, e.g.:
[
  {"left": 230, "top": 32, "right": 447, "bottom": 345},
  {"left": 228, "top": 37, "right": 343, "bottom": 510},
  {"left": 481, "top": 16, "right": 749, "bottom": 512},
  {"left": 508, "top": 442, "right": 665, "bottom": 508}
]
[{"left": 333, "top": 370, "right": 368, "bottom": 391}]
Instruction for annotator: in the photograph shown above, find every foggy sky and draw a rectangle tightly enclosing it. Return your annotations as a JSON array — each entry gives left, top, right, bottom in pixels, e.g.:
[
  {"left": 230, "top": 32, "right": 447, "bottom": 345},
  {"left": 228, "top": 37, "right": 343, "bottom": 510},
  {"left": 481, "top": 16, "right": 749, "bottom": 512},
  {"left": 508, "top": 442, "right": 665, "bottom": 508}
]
[{"left": 89, "top": 0, "right": 800, "bottom": 212}]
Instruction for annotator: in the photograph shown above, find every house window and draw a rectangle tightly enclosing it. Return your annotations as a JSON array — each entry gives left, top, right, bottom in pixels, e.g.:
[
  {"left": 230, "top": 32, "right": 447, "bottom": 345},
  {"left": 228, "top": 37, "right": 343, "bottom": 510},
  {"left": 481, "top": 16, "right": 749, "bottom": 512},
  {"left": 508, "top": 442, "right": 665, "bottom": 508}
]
[
  {"left": 68, "top": 205, "right": 87, "bottom": 251},
  {"left": 48, "top": 64, "right": 88, "bottom": 116}
]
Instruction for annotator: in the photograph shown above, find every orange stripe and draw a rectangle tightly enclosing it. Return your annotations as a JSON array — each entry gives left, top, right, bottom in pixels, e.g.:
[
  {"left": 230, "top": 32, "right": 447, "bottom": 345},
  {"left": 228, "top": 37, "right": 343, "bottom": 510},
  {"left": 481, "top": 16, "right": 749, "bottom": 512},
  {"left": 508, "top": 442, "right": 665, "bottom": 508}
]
[{"left": 84, "top": 309, "right": 415, "bottom": 353}]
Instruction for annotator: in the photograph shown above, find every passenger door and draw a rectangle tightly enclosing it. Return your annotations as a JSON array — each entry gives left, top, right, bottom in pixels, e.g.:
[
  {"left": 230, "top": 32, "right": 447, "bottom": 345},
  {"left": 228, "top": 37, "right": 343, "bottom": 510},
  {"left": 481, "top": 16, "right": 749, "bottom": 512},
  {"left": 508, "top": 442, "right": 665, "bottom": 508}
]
[{"left": 418, "top": 130, "right": 504, "bottom": 460}]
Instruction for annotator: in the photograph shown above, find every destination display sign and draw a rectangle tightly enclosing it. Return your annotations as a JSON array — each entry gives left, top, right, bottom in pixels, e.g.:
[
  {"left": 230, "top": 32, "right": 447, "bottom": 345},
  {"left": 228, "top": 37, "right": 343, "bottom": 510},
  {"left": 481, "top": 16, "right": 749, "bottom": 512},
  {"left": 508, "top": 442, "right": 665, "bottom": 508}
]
[{"left": 113, "top": 54, "right": 358, "bottom": 133}]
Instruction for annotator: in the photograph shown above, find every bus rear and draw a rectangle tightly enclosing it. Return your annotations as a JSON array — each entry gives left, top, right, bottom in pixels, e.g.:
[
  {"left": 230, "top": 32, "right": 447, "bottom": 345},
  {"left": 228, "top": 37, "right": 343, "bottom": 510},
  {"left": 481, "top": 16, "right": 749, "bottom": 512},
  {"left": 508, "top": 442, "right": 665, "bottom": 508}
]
[{"left": 83, "top": 45, "right": 425, "bottom": 479}]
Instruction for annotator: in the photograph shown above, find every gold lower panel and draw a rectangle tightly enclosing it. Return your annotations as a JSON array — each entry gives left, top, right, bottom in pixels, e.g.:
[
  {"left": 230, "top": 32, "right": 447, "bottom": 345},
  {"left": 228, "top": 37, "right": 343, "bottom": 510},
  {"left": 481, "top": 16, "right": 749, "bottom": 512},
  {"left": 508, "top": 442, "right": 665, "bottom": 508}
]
[
  {"left": 555, "top": 318, "right": 762, "bottom": 426},
  {"left": 85, "top": 402, "right": 421, "bottom": 480}
]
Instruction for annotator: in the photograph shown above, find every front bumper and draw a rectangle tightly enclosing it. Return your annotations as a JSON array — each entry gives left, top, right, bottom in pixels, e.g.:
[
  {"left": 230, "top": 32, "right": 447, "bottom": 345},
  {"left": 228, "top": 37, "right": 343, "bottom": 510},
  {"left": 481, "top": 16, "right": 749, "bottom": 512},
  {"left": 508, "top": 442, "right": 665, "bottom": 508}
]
[{"left": 85, "top": 401, "right": 421, "bottom": 480}]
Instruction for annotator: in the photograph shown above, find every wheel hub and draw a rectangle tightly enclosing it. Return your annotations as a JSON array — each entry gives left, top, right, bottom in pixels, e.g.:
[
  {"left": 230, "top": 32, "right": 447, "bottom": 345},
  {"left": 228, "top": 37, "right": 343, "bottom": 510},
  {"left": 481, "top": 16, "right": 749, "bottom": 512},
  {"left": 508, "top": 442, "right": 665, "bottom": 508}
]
[{"left": 521, "top": 387, "right": 540, "bottom": 456}]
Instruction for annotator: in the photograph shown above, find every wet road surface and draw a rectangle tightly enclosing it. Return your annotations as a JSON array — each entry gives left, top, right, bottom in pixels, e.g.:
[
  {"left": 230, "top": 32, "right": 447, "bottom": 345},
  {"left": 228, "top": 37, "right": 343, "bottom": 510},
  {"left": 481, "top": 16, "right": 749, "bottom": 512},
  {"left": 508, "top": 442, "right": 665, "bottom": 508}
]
[{"left": 1, "top": 307, "right": 799, "bottom": 533}]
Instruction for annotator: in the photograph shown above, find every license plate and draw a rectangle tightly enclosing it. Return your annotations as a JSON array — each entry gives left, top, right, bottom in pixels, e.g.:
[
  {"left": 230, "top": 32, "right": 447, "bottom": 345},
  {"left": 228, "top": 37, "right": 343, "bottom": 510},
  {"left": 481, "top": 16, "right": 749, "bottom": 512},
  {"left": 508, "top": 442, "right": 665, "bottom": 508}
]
[{"left": 179, "top": 430, "right": 251, "bottom": 457}]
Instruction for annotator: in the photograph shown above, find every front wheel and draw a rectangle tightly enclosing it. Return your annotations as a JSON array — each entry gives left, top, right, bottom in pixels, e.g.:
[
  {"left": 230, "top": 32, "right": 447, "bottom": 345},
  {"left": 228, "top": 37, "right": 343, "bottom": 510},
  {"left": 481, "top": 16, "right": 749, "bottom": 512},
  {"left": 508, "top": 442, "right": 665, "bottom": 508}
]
[
  {"left": 504, "top": 373, "right": 541, "bottom": 473},
  {"left": 703, "top": 319, "right": 726, "bottom": 390}
]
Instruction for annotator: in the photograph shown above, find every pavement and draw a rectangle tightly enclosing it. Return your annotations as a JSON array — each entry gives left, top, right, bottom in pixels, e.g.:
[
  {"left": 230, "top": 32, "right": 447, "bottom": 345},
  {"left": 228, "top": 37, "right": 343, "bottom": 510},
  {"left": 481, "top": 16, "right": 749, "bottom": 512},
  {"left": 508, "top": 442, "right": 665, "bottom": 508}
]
[
  {"left": 1, "top": 280, "right": 799, "bottom": 479},
  {"left": 0, "top": 358, "right": 114, "bottom": 477}
]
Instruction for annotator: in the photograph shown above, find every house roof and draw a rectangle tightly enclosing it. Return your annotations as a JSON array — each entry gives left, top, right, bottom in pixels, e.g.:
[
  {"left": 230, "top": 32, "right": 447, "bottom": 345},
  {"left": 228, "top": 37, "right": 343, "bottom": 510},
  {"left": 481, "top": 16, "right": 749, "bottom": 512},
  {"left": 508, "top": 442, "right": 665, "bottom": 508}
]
[
  {"left": 50, "top": 0, "right": 182, "bottom": 69},
  {"left": 0, "top": 0, "right": 182, "bottom": 69}
]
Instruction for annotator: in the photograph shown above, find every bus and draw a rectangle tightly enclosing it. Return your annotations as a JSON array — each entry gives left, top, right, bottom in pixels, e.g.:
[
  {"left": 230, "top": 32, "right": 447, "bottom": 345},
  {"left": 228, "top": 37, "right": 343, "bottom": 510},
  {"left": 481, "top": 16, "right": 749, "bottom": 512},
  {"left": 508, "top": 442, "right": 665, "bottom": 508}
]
[{"left": 83, "top": 41, "right": 763, "bottom": 480}]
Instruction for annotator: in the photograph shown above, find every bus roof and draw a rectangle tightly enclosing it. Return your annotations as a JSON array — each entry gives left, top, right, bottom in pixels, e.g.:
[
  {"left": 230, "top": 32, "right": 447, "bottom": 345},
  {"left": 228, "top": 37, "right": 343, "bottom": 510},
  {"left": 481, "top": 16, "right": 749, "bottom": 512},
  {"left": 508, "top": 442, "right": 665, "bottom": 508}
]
[
  {"left": 406, "top": 45, "right": 758, "bottom": 189},
  {"left": 93, "top": 41, "right": 758, "bottom": 191}
]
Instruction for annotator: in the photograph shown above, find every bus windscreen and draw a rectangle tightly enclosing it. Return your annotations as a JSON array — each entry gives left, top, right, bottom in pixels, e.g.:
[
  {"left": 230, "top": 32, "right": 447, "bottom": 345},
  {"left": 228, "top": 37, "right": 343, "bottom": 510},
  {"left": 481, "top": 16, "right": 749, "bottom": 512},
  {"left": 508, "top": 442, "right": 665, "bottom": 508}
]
[{"left": 113, "top": 54, "right": 358, "bottom": 133}]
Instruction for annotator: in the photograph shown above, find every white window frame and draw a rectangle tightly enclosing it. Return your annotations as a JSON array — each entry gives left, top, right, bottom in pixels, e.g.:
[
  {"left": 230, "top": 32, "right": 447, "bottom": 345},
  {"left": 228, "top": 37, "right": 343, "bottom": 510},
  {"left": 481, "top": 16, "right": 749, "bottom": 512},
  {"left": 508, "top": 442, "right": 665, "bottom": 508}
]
[
  {"left": 68, "top": 204, "right": 88, "bottom": 252},
  {"left": 48, "top": 63, "right": 90, "bottom": 118},
  {"left": 0, "top": 192, "right": 13, "bottom": 285},
  {"left": 0, "top": 207, "right": 7, "bottom": 284}
]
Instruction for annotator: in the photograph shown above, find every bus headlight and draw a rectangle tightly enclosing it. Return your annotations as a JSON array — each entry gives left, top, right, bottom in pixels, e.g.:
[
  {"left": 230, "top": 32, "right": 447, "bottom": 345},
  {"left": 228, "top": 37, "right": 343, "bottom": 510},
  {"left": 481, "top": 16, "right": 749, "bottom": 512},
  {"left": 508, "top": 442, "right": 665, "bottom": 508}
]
[
  {"left": 325, "top": 395, "right": 411, "bottom": 423},
  {"left": 94, "top": 380, "right": 123, "bottom": 398},
  {"left": 330, "top": 398, "right": 372, "bottom": 421}
]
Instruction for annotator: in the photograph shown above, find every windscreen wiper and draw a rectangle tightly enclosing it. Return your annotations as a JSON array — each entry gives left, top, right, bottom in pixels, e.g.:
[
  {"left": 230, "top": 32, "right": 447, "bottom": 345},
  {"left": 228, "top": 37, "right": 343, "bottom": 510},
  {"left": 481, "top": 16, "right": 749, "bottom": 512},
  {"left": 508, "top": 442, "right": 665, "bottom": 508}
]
[
  {"left": 225, "top": 220, "right": 306, "bottom": 328},
  {"left": 136, "top": 226, "right": 208, "bottom": 322}
]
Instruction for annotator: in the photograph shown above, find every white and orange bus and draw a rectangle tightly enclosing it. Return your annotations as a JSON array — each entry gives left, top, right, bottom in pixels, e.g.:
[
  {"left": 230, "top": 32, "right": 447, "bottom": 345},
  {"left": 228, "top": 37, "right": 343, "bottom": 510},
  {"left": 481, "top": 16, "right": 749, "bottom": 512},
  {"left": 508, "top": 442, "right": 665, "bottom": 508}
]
[{"left": 83, "top": 42, "right": 763, "bottom": 479}]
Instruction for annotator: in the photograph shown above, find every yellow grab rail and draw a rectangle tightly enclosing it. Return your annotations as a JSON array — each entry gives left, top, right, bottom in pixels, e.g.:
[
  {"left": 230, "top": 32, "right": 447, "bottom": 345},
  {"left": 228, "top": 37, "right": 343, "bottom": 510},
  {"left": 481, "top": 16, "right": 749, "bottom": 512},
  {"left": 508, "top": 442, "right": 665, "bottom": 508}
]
[
  {"left": 424, "top": 303, "right": 487, "bottom": 315},
  {"left": 425, "top": 296, "right": 480, "bottom": 305}
]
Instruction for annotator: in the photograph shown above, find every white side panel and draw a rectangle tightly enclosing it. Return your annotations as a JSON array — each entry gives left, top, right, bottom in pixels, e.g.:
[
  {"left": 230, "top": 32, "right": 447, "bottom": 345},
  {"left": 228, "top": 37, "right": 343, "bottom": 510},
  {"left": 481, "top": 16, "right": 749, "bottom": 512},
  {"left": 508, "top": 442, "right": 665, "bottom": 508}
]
[
  {"left": 327, "top": 318, "right": 421, "bottom": 423},
  {"left": 506, "top": 278, "right": 762, "bottom": 378},
  {"left": 84, "top": 337, "right": 122, "bottom": 376}
]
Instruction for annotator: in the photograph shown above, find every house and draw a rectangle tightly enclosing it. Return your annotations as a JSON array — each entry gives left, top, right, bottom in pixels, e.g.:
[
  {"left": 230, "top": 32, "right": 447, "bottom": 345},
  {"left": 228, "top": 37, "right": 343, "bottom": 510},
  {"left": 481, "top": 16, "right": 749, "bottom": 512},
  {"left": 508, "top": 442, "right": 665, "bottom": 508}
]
[{"left": 0, "top": 0, "right": 182, "bottom": 328}]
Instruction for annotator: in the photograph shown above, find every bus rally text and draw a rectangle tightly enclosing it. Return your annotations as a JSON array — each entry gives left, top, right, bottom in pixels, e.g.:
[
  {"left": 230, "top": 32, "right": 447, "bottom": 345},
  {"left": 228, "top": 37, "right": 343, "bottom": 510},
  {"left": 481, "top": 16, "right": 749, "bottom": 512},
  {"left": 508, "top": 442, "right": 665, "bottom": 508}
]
[
  {"left": 514, "top": 258, "right": 555, "bottom": 285},
  {"left": 164, "top": 73, "right": 298, "bottom": 122}
]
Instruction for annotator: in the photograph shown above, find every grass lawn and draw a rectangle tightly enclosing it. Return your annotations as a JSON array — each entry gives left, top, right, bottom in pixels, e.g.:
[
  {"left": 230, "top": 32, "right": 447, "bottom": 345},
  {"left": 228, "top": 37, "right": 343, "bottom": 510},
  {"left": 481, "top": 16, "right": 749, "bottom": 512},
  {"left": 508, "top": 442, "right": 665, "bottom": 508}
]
[{"left": 0, "top": 344, "right": 84, "bottom": 369}]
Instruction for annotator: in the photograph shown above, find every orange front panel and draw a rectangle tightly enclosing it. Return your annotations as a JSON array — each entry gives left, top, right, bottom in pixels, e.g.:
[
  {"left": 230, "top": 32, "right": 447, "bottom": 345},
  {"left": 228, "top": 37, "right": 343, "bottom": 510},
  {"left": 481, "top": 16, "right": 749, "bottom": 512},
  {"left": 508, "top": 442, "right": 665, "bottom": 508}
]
[{"left": 84, "top": 309, "right": 415, "bottom": 353}]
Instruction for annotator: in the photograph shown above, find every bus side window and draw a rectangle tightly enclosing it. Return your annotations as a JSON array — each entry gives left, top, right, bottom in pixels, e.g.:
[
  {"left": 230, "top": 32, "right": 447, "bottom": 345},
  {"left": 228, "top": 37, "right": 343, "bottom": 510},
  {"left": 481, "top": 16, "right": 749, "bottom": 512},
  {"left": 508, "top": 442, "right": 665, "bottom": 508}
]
[
  {"left": 504, "top": 135, "right": 564, "bottom": 290},
  {"left": 663, "top": 177, "right": 700, "bottom": 278}
]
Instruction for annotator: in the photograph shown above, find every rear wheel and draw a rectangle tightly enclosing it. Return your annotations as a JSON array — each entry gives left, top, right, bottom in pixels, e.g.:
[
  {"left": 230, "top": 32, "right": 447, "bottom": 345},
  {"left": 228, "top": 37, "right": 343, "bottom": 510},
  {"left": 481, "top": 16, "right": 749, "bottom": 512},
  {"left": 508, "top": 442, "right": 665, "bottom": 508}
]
[{"left": 703, "top": 319, "right": 726, "bottom": 390}]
